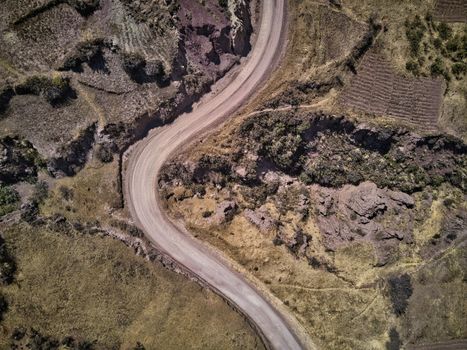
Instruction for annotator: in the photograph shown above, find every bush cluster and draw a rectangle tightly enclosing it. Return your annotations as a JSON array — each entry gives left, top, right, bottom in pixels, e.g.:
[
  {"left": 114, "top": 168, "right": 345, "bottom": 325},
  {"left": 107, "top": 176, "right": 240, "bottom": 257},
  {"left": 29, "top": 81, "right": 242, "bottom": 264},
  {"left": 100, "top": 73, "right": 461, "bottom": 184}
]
[
  {"left": 405, "top": 15, "right": 426, "bottom": 57},
  {"left": 10, "top": 328, "right": 96, "bottom": 350},
  {"left": 239, "top": 113, "right": 467, "bottom": 193},
  {"left": 0, "top": 234, "right": 16, "bottom": 285},
  {"left": 15, "top": 75, "right": 76, "bottom": 105},
  {"left": 388, "top": 274, "right": 413, "bottom": 316},
  {"left": 404, "top": 14, "right": 466, "bottom": 80},
  {"left": 121, "top": 52, "right": 166, "bottom": 84},
  {"left": 0, "top": 185, "right": 20, "bottom": 217},
  {"left": 0, "top": 136, "right": 44, "bottom": 185},
  {"left": 240, "top": 113, "right": 310, "bottom": 173},
  {"left": 60, "top": 39, "right": 107, "bottom": 72}
]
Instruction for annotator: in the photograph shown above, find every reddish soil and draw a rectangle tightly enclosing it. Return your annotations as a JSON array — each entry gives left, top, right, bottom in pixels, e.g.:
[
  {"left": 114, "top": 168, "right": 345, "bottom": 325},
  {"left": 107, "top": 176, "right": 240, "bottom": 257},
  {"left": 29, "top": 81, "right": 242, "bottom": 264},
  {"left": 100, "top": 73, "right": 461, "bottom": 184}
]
[
  {"left": 434, "top": 0, "right": 467, "bottom": 23},
  {"left": 340, "top": 53, "right": 444, "bottom": 131}
]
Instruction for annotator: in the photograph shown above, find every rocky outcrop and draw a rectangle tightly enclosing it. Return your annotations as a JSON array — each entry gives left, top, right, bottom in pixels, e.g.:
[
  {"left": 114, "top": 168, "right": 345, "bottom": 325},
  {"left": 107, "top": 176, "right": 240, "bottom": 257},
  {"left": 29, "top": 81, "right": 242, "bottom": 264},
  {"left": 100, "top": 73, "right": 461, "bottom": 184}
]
[
  {"left": 244, "top": 207, "right": 277, "bottom": 233},
  {"left": 312, "top": 182, "right": 415, "bottom": 264},
  {"left": 178, "top": 0, "right": 252, "bottom": 78},
  {"left": 211, "top": 200, "right": 238, "bottom": 224},
  {"left": 229, "top": 0, "right": 253, "bottom": 56}
]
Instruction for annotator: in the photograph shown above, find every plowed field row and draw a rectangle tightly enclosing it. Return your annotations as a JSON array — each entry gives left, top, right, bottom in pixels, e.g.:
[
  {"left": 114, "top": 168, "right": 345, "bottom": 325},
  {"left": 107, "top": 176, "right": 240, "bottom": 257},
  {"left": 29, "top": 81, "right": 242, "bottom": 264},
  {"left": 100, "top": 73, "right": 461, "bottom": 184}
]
[
  {"left": 340, "top": 53, "right": 444, "bottom": 131},
  {"left": 434, "top": 0, "right": 467, "bottom": 23}
]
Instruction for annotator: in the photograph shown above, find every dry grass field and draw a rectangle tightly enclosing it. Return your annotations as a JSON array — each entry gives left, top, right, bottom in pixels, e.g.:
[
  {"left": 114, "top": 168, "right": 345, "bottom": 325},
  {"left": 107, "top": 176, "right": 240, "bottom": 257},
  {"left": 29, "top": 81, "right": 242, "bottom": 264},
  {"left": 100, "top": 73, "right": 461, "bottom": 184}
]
[{"left": 0, "top": 223, "right": 264, "bottom": 350}]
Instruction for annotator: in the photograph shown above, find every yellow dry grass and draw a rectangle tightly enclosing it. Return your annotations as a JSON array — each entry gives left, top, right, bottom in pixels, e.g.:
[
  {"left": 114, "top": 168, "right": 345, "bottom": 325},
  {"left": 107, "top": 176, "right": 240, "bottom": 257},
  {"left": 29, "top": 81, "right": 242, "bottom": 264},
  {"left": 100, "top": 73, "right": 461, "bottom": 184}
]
[{"left": 0, "top": 223, "right": 264, "bottom": 350}]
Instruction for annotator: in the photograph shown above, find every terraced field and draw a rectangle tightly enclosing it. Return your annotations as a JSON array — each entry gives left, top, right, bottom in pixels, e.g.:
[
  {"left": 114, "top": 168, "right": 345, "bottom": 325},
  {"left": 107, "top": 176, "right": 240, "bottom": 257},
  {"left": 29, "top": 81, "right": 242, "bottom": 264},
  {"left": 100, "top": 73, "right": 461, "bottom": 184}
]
[
  {"left": 340, "top": 53, "right": 444, "bottom": 131},
  {"left": 434, "top": 0, "right": 467, "bottom": 22}
]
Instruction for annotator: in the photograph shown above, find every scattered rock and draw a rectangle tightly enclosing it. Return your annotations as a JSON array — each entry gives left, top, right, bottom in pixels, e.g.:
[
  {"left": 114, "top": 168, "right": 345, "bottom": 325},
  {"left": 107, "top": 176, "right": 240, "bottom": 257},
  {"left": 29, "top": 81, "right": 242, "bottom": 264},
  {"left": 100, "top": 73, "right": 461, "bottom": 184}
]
[
  {"left": 244, "top": 207, "right": 276, "bottom": 233},
  {"left": 211, "top": 200, "right": 237, "bottom": 224}
]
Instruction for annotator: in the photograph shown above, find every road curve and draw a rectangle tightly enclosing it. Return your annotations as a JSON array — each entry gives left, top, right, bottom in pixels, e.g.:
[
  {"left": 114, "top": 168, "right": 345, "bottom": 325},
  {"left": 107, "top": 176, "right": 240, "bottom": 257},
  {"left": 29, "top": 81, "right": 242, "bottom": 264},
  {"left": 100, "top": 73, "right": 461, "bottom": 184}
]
[{"left": 125, "top": 1, "right": 314, "bottom": 349}]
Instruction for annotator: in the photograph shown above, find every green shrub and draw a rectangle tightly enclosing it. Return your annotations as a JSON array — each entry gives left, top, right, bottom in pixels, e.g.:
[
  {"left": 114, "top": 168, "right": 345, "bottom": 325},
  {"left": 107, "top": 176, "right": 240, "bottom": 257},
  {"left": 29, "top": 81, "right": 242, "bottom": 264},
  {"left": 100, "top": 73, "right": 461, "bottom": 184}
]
[
  {"left": 406, "top": 60, "right": 420, "bottom": 75},
  {"left": 15, "top": 76, "right": 75, "bottom": 105},
  {"left": 405, "top": 16, "right": 426, "bottom": 56},
  {"left": 388, "top": 274, "right": 413, "bottom": 316},
  {"left": 0, "top": 294, "right": 7, "bottom": 320},
  {"left": 67, "top": 0, "right": 100, "bottom": 16},
  {"left": 445, "top": 36, "right": 460, "bottom": 52},
  {"left": 437, "top": 22, "right": 452, "bottom": 40},
  {"left": 433, "top": 37, "right": 443, "bottom": 49},
  {"left": 0, "top": 234, "right": 16, "bottom": 285},
  {"left": 452, "top": 62, "right": 467, "bottom": 77},
  {"left": 218, "top": 0, "right": 228, "bottom": 9},
  {"left": 122, "top": 52, "right": 145, "bottom": 74},
  {"left": 430, "top": 57, "right": 445, "bottom": 76},
  {"left": 0, "top": 185, "right": 19, "bottom": 216}
]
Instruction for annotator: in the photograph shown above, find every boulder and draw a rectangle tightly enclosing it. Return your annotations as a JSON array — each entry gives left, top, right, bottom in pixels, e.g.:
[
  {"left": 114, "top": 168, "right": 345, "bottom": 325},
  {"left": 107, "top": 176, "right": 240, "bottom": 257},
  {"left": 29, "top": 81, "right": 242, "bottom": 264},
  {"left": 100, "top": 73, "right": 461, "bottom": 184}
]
[
  {"left": 244, "top": 207, "right": 276, "bottom": 232},
  {"left": 211, "top": 200, "right": 237, "bottom": 224}
]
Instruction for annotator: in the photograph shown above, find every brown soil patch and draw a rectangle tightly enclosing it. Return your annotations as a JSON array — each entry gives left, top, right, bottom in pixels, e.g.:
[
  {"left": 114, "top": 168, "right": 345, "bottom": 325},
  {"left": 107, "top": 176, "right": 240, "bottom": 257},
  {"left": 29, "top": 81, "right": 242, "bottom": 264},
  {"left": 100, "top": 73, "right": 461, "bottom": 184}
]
[
  {"left": 340, "top": 52, "right": 445, "bottom": 131},
  {"left": 434, "top": 0, "right": 467, "bottom": 22}
]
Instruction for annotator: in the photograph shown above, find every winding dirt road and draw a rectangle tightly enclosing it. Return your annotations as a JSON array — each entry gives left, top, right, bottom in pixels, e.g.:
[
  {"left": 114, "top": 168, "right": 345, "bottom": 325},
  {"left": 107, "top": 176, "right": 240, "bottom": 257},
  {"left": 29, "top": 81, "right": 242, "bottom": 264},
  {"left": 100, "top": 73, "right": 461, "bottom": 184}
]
[{"left": 125, "top": 1, "right": 314, "bottom": 349}]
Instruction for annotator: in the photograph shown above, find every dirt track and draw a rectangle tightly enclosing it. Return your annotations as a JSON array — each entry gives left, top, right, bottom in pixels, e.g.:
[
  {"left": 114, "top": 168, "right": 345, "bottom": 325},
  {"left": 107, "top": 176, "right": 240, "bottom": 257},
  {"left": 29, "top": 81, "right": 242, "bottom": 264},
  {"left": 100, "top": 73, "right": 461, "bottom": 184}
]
[{"left": 124, "top": 1, "right": 315, "bottom": 349}]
